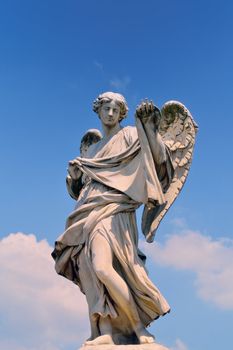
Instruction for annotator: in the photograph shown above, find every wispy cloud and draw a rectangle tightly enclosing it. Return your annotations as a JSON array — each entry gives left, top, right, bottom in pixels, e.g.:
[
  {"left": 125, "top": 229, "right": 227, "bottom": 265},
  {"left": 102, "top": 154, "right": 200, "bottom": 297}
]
[
  {"left": 109, "top": 76, "right": 131, "bottom": 91},
  {"left": 141, "top": 229, "right": 233, "bottom": 310},
  {"left": 170, "top": 217, "right": 187, "bottom": 228},
  {"left": 94, "top": 60, "right": 103, "bottom": 71},
  {"left": 0, "top": 233, "right": 88, "bottom": 350}
]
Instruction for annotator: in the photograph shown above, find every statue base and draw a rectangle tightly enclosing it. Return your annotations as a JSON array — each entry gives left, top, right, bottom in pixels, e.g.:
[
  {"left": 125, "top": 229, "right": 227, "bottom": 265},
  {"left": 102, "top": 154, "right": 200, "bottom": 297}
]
[{"left": 80, "top": 343, "right": 169, "bottom": 350}]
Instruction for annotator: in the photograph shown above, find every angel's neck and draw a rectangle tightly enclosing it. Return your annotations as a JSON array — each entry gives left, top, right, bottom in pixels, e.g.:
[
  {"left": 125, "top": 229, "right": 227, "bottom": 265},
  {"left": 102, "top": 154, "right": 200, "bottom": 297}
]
[{"left": 102, "top": 123, "right": 121, "bottom": 139}]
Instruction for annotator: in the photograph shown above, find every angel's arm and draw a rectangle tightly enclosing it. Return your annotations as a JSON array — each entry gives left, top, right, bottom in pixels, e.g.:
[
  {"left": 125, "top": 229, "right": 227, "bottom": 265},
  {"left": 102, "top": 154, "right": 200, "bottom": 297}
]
[
  {"left": 135, "top": 100, "right": 174, "bottom": 191},
  {"left": 143, "top": 124, "right": 167, "bottom": 165},
  {"left": 136, "top": 101, "right": 166, "bottom": 165},
  {"left": 144, "top": 128, "right": 170, "bottom": 188}
]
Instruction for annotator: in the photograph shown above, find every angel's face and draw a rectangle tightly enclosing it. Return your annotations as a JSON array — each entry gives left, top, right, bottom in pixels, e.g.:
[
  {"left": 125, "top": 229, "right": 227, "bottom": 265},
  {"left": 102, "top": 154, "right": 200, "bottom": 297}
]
[{"left": 99, "top": 100, "right": 121, "bottom": 127}]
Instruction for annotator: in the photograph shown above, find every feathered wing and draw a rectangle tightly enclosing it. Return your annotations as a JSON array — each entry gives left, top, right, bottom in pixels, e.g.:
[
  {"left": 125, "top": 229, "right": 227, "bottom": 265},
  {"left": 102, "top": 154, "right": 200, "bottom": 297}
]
[{"left": 143, "top": 101, "right": 198, "bottom": 242}]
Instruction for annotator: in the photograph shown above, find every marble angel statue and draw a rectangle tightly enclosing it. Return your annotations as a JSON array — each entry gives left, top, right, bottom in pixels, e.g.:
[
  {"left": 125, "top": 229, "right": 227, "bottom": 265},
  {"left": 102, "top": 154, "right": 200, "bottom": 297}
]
[{"left": 52, "top": 92, "right": 198, "bottom": 346}]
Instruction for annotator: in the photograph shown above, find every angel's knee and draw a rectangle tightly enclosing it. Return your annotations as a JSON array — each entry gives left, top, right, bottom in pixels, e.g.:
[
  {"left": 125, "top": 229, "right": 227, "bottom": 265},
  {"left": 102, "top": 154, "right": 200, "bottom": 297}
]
[{"left": 93, "top": 261, "right": 113, "bottom": 283}]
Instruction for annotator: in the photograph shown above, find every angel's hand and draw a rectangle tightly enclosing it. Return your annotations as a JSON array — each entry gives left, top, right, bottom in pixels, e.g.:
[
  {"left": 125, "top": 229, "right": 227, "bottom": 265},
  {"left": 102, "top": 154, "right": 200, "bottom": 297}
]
[
  {"left": 136, "top": 100, "right": 161, "bottom": 130},
  {"left": 67, "top": 161, "right": 82, "bottom": 180}
]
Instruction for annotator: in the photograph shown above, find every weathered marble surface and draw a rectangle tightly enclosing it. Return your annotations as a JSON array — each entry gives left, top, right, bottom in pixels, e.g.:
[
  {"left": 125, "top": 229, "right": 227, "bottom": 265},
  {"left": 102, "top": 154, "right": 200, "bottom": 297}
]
[{"left": 79, "top": 343, "right": 169, "bottom": 350}]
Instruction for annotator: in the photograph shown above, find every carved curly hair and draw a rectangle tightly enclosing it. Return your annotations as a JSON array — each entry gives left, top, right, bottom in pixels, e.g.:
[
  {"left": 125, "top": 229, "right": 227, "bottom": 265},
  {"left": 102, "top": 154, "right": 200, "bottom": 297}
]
[{"left": 93, "top": 92, "right": 128, "bottom": 122}]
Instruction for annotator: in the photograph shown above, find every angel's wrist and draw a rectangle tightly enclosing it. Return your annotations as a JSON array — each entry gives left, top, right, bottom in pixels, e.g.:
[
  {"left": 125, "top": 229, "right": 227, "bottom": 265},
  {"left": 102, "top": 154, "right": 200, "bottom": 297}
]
[{"left": 145, "top": 125, "right": 159, "bottom": 135}]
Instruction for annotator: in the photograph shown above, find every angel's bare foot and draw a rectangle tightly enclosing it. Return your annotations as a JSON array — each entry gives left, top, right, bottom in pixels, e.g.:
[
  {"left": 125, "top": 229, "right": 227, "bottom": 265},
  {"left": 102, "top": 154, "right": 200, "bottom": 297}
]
[
  {"left": 135, "top": 326, "right": 155, "bottom": 344},
  {"left": 85, "top": 334, "right": 114, "bottom": 346}
]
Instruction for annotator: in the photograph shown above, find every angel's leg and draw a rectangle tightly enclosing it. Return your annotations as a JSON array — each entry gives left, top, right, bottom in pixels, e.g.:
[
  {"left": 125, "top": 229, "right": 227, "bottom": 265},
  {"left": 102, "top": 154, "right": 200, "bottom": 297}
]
[
  {"left": 85, "top": 316, "right": 114, "bottom": 346},
  {"left": 90, "top": 233, "right": 155, "bottom": 344},
  {"left": 78, "top": 249, "right": 99, "bottom": 341}
]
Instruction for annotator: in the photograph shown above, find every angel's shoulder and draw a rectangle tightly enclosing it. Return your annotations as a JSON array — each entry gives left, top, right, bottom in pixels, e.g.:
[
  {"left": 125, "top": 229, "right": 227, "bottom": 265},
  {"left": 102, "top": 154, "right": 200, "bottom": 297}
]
[{"left": 122, "top": 125, "right": 138, "bottom": 145}]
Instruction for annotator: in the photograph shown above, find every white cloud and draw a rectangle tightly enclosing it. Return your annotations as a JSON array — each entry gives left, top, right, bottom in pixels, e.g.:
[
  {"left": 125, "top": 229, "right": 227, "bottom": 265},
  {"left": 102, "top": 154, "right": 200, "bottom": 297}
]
[
  {"left": 0, "top": 233, "right": 88, "bottom": 350},
  {"left": 2, "top": 229, "right": 231, "bottom": 350},
  {"left": 170, "top": 338, "right": 188, "bottom": 350},
  {"left": 110, "top": 76, "right": 131, "bottom": 90},
  {"left": 142, "top": 229, "right": 233, "bottom": 310}
]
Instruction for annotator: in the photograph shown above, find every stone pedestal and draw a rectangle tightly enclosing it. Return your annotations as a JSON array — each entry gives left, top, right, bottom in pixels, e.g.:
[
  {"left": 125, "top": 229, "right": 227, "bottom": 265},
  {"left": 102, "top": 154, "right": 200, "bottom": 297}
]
[{"left": 80, "top": 343, "right": 169, "bottom": 350}]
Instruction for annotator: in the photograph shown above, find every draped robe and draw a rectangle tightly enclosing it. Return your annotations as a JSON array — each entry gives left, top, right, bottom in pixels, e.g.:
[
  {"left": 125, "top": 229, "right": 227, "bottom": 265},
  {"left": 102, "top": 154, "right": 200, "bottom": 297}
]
[{"left": 52, "top": 121, "right": 173, "bottom": 341}]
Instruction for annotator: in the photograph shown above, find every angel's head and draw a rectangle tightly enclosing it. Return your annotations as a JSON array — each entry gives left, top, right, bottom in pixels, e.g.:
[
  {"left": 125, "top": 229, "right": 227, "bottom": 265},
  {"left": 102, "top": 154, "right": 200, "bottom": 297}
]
[{"left": 93, "top": 92, "right": 128, "bottom": 123}]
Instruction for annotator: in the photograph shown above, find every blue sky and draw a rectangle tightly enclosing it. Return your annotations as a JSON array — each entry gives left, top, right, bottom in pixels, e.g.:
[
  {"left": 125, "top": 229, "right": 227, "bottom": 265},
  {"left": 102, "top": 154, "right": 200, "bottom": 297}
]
[{"left": 0, "top": 1, "right": 233, "bottom": 349}]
